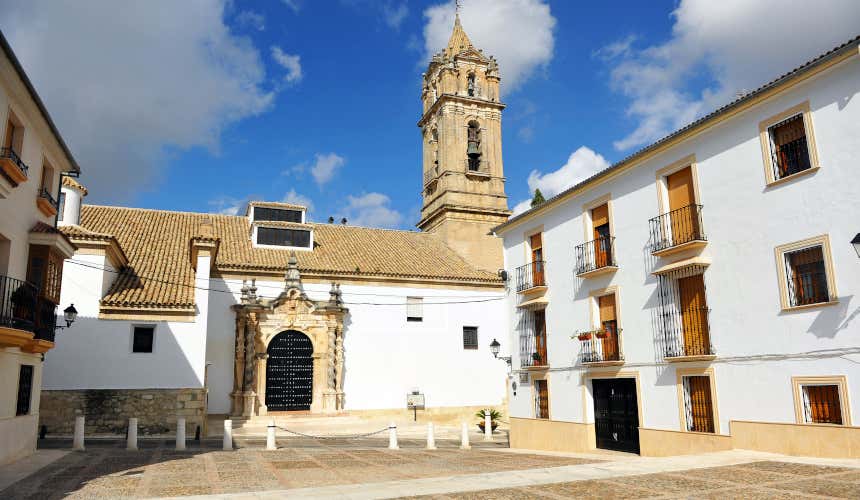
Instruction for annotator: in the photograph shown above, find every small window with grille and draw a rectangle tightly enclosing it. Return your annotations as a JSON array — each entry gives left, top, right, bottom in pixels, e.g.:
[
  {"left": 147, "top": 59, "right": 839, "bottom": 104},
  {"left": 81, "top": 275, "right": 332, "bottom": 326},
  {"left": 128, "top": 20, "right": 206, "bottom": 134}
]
[
  {"left": 784, "top": 245, "right": 829, "bottom": 307},
  {"left": 16, "top": 365, "right": 34, "bottom": 416},
  {"left": 463, "top": 326, "right": 478, "bottom": 349},
  {"left": 767, "top": 114, "right": 811, "bottom": 180},
  {"left": 406, "top": 297, "right": 423, "bottom": 322},
  {"left": 681, "top": 375, "right": 715, "bottom": 433},
  {"left": 801, "top": 384, "right": 843, "bottom": 425}
]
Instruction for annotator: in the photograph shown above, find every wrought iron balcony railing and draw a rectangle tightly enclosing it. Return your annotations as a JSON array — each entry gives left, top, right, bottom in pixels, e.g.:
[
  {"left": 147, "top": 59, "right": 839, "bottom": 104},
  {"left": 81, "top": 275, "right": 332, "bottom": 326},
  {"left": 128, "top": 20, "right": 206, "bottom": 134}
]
[
  {"left": 515, "top": 261, "right": 546, "bottom": 292},
  {"left": 660, "top": 306, "right": 714, "bottom": 358},
  {"left": 773, "top": 136, "right": 811, "bottom": 180},
  {"left": 649, "top": 204, "right": 706, "bottom": 253},
  {"left": 34, "top": 298, "right": 57, "bottom": 343},
  {"left": 423, "top": 164, "right": 439, "bottom": 186},
  {"left": 580, "top": 325, "right": 623, "bottom": 364},
  {"left": 0, "top": 275, "right": 38, "bottom": 332},
  {"left": 575, "top": 236, "right": 616, "bottom": 275},
  {"left": 39, "top": 187, "right": 59, "bottom": 208},
  {"left": 0, "top": 147, "right": 29, "bottom": 177}
]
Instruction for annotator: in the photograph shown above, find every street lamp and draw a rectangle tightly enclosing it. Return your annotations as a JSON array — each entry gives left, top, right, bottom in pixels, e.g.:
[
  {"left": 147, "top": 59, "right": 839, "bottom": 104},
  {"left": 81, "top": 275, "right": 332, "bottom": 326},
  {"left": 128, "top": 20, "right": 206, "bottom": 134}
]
[
  {"left": 852, "top": 233, "right": 860, "bottom": 258},
  {"left": 58, "top": 303, "right": 78, "bottom": 329},
  {"left": 489, "top": 338, "right": 511, "bottom": 369}
]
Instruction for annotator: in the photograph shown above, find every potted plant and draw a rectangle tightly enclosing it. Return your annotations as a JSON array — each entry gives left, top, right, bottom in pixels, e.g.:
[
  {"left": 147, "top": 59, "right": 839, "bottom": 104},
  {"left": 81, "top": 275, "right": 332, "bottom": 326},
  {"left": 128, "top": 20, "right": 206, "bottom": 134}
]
[
  {"left": 531, "top": 352, "right": 542, "bottom": 363},
  {"left": 595, "top": 328, "right": 609, "bottom": 339},
  {"left": 476, "top": 409, "right": 502, "bottom": 433},
  {"left": 576, "top": 331, "right": 592, "bottom": 341}
]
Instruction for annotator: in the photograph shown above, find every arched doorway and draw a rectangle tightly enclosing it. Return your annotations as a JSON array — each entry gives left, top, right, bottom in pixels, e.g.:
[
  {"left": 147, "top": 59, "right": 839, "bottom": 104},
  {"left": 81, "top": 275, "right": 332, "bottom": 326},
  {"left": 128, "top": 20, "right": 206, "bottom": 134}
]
[{"left": 266, "top": 330, "right": 313, "bottom": 411}]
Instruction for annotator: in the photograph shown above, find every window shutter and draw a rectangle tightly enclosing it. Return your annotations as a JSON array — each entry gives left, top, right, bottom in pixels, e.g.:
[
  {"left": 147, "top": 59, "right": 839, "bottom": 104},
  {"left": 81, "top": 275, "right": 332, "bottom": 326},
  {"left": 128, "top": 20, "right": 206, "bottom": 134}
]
[{"left": 598, "top": 294, "right": 616, "bottom": 322}]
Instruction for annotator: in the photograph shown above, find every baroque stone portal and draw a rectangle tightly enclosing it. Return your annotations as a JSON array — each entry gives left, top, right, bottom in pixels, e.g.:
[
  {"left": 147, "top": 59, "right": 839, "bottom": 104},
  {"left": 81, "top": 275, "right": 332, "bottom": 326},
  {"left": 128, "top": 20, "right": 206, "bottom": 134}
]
[{"left": 230, "top": 253, "right": 347, "bottom": 416}]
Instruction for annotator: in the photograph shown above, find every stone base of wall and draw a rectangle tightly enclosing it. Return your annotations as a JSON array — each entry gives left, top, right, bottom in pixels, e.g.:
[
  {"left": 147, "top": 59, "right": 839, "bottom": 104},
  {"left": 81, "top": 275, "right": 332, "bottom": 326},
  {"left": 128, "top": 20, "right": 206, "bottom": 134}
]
[
  {"left": 40, "top": 388, "right": 206, "bottom": 436},
  {"left": 509, "top": 417, "right": 595, "bottom": 452}
]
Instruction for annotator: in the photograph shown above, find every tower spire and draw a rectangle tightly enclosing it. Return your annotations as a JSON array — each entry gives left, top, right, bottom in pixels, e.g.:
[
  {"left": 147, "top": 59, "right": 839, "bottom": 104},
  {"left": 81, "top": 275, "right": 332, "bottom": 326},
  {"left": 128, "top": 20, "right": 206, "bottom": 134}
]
[{"left": 445, "top": 1, "right": 476, "bottom": 58}]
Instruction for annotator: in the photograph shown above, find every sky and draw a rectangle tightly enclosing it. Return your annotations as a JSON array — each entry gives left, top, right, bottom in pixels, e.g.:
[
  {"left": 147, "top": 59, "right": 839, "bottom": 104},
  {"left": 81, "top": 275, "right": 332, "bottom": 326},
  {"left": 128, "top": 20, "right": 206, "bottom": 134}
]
[{"left": 1, "top": 0, "right": 858, "bottom": 227}]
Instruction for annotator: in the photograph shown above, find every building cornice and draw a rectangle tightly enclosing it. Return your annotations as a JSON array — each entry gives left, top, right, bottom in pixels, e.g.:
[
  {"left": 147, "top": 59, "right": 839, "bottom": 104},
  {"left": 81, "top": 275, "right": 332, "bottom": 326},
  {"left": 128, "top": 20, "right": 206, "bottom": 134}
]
[{"left": 418, "top": 94, "right": 506, "bottom": 127}]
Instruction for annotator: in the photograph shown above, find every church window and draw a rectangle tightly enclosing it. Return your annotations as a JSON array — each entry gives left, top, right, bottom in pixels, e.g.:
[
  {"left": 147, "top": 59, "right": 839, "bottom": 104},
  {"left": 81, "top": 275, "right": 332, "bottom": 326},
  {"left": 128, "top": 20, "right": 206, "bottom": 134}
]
[
  {"left": 256, "top": 227, "right": 311, "bottom": 248},
  {"left": 467, "top": 121, "right": 481, "bottom": 171},
  {"left": 467, "top": 73, "right": 476, "bottom": 97},
  {"left": 406, "top": 296, "right": 423, "bottom": 322},
  {"left": 463, "top": 326, "right": 478, "bottom": 349},
  {"left": 254, "top": 206, "right": 303, "bottom": 223},
  {"left": 132, "top": 325, "right": 155, "bottom": 353}
]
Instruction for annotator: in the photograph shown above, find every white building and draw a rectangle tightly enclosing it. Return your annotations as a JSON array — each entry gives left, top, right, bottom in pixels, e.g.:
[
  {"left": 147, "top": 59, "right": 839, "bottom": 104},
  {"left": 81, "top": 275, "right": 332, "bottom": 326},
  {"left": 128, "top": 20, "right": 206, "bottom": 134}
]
[
  {"left": 496, "top": 36, "right": 860, "bottom": 458},
  {"left": 0, "top": 32, "right": 79, "bottom": 464},
  {"left": 40, "top": 18, "right": 513, "bottom": 435}
]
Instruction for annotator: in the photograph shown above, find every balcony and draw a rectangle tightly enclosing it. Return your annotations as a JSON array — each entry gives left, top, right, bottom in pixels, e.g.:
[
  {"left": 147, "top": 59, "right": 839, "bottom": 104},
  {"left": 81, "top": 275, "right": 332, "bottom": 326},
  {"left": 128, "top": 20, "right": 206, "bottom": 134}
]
[
  {"left": 37, "top": 187, "right": 59, "bottom": 217},
  {"left": 649, "top": 204, "right": 706, "bottom": 256},
  {"left": 575, "top": 236, "right": 618, "bottom": 278},
  {"left": 0, "top": 147, "right": 28, "bottom": 191},
  {"left": 0, "top": 275, "right": 57, "bottom": 351},
  {"left": 515, "top": 261, "right": 546, "bottom": 294},
  {"left": 579, "top": 325, "right": 624, "bottom": 367},
  {"left": 660, "top": 306, "right": 715, "bottom": 362},
  {"left": 423, "top": 164, "right": 439, "bottom": 187}
]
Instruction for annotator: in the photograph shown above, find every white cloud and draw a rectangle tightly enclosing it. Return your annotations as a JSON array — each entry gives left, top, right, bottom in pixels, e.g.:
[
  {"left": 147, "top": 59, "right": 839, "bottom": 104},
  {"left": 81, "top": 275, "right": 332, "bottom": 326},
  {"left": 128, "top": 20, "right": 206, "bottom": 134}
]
[
  {"left": 281, "top": 0, "right": 301, "bottom": 13},
  {"left": 603, "top": 0, "right": 860, "bottom": 151},
  {"left": 208, "top": 196, "right": 246, "bottom": 216},
  {"left": 343, "top": 192, "right": 403, "bottom": 228},
  {"left": 0, "top": 0, "right": 275, "bottom": 203},
  {"left": 510, "top": 146, "right": 611, "bottom": 215},
  {"left": 282, "top": 189, "right": 314, "bottom": 215},
  {"left": 310, "top": 152, "right": 346, "bottom": 187},
  {"left": 383, "top": 2, "right": 409, "bottom": 30},
  {"left": 236, "top": 10, "right": 265, "bottom": 31},
  {"left": 271, "top": 46, "right": 303, "bottom": 84},
  {"left": 422, "top": 0, "right": 556, "bottom": 93}
]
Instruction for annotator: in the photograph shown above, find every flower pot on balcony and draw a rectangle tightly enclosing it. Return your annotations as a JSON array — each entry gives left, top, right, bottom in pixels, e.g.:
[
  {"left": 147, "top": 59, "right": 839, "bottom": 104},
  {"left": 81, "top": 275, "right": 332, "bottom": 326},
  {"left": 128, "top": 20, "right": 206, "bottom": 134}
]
[
  {"left": 595, "top": 331, "right": 609, "bottom": 339},
  {"left": 531, "top": 352, "right": 542, "bottom": 363},
  {"left": 577, "top": 333, "right": 592, "bottom": 341}
]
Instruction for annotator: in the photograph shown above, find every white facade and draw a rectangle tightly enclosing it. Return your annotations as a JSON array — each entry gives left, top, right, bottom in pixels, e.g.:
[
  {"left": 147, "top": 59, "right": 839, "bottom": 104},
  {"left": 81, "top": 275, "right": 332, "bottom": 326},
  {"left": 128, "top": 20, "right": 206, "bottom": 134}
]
[
  {"left": 499, "top": 47, "right": 860, "bottom": 447},
  {"left": 49, "top": 247, "right": 508, "bottom": 415},
  {"left": 0, "top": 34, "right": 79, "bottom": 464}
]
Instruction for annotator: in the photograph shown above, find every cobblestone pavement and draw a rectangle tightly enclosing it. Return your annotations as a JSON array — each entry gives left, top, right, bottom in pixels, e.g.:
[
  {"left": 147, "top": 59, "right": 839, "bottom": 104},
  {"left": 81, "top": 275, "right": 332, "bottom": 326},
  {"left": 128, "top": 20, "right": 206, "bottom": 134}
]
[
  {"left": 0, "top": 438, "right": 595, "bottom": 499},
  {"left": 405, "top": 461, "right": 860, "bottom": 499}
]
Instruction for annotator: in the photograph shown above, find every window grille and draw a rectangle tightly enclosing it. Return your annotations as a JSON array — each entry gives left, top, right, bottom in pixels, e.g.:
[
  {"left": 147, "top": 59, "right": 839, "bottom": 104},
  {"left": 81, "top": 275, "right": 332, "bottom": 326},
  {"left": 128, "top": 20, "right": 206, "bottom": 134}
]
[
  {"left": 462, "top": 326, "right": 478, "bottom": 349},
  {"left": 406, "top": 297, "right": 423, "bottom": 322},
  {"left": 768, "top": 114, "right": 811, "bottom": 180},
  {"left": 802, "top": 384, "right": 842, "bottom": 424},
  {"left": 257, "top": 227, "right": 311, "bottom": 248},
  {"left": 682, "top": 375, "right": 714, "bottom": 433},
  {"left": 16, "top": 364, "right": 33, "bottom": 416},
  {"left": 518, "top": 308, "right": 547, "bottom": 366},
  {"left": 534, "top": 380, "right": 549, "bottom": 419},
  {"left": 784, "top": 246, "right": 829, "bottom": 306}
]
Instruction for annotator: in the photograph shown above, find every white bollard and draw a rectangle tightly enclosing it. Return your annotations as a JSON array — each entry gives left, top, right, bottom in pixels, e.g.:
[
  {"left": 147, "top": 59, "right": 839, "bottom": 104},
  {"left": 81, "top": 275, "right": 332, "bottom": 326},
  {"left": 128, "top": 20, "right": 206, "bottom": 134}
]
[
  {"left": 266, "top": 418, "right": 277, "bottom": 450},
  {"left": 176, "top": 417, "right": 186, "bottom": 451},
  {"left": 460, "top": 422, "right": 471, "bottom": 450},
  {"left": 127, "top": 418, "right": 138, "bottom": 450},
  {"left": 484, "top": 412, "right": 493, "bottom": 441},
  {"left": 388, "top": 421, "right": 399, "bottom": 450},
  {"left": 72, "top": 415, "right": 85, "bottom": 451},
  {"left": 223, "top": 419, "right": 233, "bottom": 451},
  {"left": 426, "top": 422, "right": 437, "bottom": 450}
]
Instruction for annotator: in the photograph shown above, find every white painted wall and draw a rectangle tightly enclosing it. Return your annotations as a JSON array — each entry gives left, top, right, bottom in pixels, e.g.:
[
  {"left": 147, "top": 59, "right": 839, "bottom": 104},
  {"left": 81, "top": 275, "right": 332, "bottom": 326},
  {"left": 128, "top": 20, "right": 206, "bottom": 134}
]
[
  {"left": 57, "top": 184, "right": 83, "bottom": 226},
  {"left": 501, "top": 56, "right": 860, "bottom": 434},
  {"left": 205, "top": 278, "right": 509, "bottom": 414}
]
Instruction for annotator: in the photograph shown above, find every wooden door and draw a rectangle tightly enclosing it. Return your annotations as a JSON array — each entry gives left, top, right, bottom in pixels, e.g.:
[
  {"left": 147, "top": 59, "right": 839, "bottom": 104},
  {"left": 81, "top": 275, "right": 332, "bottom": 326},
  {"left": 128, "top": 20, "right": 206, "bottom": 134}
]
[
  {"left": 592, "top": 204, "right": 611, "bottom": 268},
  {"left": 666, "top": 167, "right": 698, "bottom": 244},
  {"left": 686, "top": 376, "right": 715, "bottom": 433},
  {"left": 530, "top": 233, "right": 544, "bottom": 286},
  {"left": 535, "top": 379, "right": 549, "bottom": 419},
  {"left": 598, "top": 294, "right": 618, "bottom": 360},
  {"left": 534, "top": 309, "right": 547, "bottom": 365},
  {"left": 678, "top": 274, "right": 709, "bottom": 356}
]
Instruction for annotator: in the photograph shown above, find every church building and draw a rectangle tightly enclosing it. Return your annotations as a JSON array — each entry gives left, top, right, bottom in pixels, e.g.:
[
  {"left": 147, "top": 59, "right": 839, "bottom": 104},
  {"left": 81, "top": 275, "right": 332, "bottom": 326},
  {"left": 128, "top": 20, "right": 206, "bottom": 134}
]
[{"left": 39, "top": 17, "right": 513, "bottom": 435}]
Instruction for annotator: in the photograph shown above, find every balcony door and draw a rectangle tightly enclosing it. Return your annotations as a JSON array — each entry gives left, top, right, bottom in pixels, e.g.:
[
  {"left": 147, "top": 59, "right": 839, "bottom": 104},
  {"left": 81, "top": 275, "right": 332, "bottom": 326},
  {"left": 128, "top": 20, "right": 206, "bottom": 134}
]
[
  {"left": 592, "top": 204, "right": 611, "bottom": 268},
  {"left": 530, "top": 233, "right": 544, "bottom": 287},
  {"left": 678, "top": 274, "right": 709, "bottom": 356},
  {"left": 666, "top": 167, "right": 699, "bottom": 243},
  {"left": 598, "top": 294, "right": 619, "bottom": 361},
  {"left": 534, "top": 309, "right": 547, "bottom": 365}
]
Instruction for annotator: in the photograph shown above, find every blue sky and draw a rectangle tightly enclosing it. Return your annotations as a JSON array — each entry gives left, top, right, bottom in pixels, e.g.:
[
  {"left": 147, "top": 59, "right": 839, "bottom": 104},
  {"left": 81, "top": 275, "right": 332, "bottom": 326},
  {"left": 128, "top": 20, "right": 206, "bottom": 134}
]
[{"left": 2, "top": 0, "right": 858, "bottom": 227}]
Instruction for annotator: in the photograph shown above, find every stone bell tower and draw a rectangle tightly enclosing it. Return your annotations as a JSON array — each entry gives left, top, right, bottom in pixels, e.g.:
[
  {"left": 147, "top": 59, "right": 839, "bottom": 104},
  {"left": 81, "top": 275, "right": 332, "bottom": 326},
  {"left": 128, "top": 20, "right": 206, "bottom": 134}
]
[{"left": 417, "top": 13, "right": 510, "bottom": 272}]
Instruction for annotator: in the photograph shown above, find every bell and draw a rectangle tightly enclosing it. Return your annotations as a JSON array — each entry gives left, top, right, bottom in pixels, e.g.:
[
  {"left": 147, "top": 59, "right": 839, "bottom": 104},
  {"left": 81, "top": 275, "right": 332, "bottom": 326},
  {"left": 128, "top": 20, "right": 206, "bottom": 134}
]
[{"left": 467, "top": 142, "right": 480, "bottom": 155}]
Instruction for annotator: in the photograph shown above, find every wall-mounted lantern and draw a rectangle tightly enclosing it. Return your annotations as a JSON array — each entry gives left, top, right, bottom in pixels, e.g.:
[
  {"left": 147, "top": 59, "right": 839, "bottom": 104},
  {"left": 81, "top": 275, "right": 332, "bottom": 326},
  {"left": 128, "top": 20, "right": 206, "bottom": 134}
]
[{"left": 57, "top": 303, "right": 78, "bottom": 330}]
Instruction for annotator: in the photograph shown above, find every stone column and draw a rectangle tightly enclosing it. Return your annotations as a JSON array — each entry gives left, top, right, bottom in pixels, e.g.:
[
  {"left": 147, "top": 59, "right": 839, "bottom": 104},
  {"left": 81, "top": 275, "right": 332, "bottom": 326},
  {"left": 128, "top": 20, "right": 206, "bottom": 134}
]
[
  {"left": 255, "top": 353, "right": 268, "bottom": 416},
  {"left": 322, "top": 323, "right": 338, "bottom": 413},
  {"left": 230, "top": 313, "right": 246, "bottom": 416},
  {"left": 334, "top": 326, "right": 345, "bottom": 410},
  {"left": 242, "top": 312, "right": 259, "bottom": 416}
]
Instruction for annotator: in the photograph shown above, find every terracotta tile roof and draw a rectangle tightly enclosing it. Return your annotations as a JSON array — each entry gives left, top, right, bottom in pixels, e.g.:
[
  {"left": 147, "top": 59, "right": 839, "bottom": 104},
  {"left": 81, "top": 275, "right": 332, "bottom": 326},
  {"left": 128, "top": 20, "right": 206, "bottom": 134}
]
[
  {"left": 30, "top": 221, "right": 62, "bottom": 234},
  {"left": 75, "top": 205, "right": 500, "bottom": 309},
  {"left": 61, "top": 176, "right": 88, "bottom": 196}
]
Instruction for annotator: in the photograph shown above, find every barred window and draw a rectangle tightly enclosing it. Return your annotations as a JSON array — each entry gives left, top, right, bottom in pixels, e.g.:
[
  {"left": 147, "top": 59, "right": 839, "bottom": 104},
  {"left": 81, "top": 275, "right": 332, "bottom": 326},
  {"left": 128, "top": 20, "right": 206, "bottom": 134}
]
[
  {"left": 16, "top": 365, "right": 33, "bottom": 416},
  {"left": 784, "top": 246, "right": 829, "bottom": 307},
  {"left": 257, "top": 227, "right": 311, "bottom": 248},
  {"left": 406, "top": 297, "right": 423, "bottom": 322},
  {"left": 682, "top": 375, "right": 715, "bottom": 433},
  {"left": 132, "top": 326, "right": 155, "bottom": 353},
  {"left": 801, "top": 384, "right": 842, "bottom": 425},
  {"left": 463, "top": 326, "right": 478, "bottom": 349},
  {"left": 768, "top": 114, "right": 811, "bottom": 180},
  {"left": 254, "top": 207, "right": 303, "bottom": 223}
]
